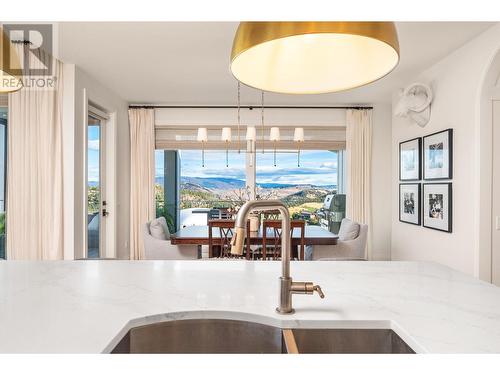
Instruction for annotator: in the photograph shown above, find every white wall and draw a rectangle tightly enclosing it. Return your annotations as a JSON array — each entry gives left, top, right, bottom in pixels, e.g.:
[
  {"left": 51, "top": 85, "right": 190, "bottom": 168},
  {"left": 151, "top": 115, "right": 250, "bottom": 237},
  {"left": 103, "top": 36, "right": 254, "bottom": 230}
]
[
  {"left": 63, "top": 65, "right": 130, "bottom": 260},
  {"left": 155, "top": 107, "right": 347, "bottom": 127},
  {"left": 493, "top": 100, "right": 500, "bottom": 284},
  {"left": 391, "top": 24, "right": 500, "bottom": 278}
]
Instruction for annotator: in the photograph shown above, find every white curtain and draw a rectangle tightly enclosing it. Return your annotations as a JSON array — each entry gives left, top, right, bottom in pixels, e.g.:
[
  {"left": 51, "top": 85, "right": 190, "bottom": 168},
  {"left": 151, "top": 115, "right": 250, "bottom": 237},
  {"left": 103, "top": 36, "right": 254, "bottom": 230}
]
[
  {"left": 129, "top": 108, "right": 155, "bottom": 260},
  {"left": 6, "top": 47, "right": 64, "bottom": 260},
  {"left": 346, "top": 109, "right": 372, "bottom": 259}
]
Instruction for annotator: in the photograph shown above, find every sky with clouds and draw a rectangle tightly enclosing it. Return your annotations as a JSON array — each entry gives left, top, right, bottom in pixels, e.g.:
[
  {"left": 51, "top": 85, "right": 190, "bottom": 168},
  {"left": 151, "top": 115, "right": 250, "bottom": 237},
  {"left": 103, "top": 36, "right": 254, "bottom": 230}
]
[
  {"left": 90, "top": 139, "right": 338, "bottom": 187},
  {"left": 155, "top": 149, "right": 338, "bottom": 187},
  {"left": 87, "top": 126, "right": 100, "bottom": 182}
]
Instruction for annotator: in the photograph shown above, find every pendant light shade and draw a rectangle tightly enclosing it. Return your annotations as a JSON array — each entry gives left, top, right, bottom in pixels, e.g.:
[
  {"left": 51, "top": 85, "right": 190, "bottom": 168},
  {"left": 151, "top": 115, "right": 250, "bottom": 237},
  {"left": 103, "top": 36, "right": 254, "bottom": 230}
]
[
  {"left": 230, "top": 22, "right": 399, "bottom": 94},
  {"left": 221, "top": 127, "right": 232, "bottom": 142},
  {"left": 197, "top": 127, "right": 208, "bottom": 142},
  {"left": 0, "top": 27, "right": 23, "bottom": 93},
  {"left": 269, "top": 127, "right": 280, "bottom": 142},
  {"left": 246, "top": 126, "right": 256, "bottom": 142},
  {"left": 294, "top": 128, "right": 304, "bottom": 143}
]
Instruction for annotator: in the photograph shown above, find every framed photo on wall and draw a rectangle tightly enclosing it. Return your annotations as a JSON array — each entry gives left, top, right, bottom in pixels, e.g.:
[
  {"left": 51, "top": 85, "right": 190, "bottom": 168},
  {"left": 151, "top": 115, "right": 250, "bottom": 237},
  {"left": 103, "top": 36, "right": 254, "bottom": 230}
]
[
  {"left": 399, "top": 183, "right": 421, "bottom": 225},
  {"left": 423, "top": 129, "right": 453, "bottom": 180},
  {"left": 399, "top": 137, "right": 421, "bottom": 181},
  {"left": 423, "top": 183, "right": 452, "bottom": 232}
]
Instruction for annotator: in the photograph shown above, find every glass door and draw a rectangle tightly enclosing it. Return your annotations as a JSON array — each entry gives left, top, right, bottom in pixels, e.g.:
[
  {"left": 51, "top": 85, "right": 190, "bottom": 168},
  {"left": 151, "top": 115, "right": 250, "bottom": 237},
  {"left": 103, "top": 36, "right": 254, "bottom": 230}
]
[{"left": 86, "top": 108, "right": 107, "bottom": 258}]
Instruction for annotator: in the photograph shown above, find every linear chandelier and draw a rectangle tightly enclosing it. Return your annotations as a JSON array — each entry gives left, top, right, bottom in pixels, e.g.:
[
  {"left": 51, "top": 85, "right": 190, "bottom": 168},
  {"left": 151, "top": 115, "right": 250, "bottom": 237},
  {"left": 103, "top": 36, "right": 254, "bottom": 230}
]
[
  {"left": 196, "top": 84, "right": 306, "bottom": 167},
  {"left": 195, "top": 125, "right": 305, "bottom": 168}
]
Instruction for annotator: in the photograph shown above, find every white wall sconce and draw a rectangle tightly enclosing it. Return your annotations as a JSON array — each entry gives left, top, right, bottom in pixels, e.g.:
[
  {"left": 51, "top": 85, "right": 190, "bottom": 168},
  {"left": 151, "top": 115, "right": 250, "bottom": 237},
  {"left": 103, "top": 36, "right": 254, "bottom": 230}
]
[{"left": 197, "top": 127, "right": 208, "bottom": 167}]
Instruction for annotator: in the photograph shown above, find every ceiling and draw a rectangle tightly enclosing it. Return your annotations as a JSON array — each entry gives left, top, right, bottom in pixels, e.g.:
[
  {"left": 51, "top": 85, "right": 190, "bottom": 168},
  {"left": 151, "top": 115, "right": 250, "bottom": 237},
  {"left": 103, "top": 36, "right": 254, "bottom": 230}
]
[{"left": 58, "top": 22, "right": 495, "bottom": 105}]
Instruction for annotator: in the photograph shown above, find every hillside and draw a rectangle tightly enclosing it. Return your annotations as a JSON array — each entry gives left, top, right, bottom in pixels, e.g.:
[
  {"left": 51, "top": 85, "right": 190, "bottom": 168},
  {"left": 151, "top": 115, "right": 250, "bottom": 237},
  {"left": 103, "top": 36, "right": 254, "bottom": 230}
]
[
  {"left": 282, "top": 187, "right": 332, "bottom": 206},
  {"left": 181, "top": 182, "right": 213, "bottom": 194},
  {"left": 177, "top": 176, "right": 335, "bottom": 191},
  {"left": 155, "top": 175, "right": 337, "bottom": 211},
  {"left": 181, "top": 177, "right": 245, "bottom": 190}
]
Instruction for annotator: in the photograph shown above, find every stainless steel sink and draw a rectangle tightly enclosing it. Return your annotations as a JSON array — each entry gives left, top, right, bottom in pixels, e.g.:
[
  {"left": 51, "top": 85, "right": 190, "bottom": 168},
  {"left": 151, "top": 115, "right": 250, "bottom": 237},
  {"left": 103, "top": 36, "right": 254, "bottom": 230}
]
[
  {"left": 112, "top": 319, "right": 283, "bottom": 354},
  {"left": 289, "top": 328, "right": 415, "bottom": 354},
  {"left": 111, "top": 319, "right": 415, "bottom": 354}
]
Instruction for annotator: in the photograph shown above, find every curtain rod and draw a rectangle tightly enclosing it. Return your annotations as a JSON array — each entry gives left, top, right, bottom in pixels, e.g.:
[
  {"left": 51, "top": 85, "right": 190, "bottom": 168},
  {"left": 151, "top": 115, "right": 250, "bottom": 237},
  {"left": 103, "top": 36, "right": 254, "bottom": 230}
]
[{"left": 128, "top": 105, "right": 373, "bottom": 110}]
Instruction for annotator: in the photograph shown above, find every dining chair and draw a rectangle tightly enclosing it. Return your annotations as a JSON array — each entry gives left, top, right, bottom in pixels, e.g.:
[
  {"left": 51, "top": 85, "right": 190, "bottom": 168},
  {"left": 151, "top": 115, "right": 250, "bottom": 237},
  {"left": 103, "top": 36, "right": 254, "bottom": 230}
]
[
  {"left": 208, "top": 219, "right": 251, "bottom": 259},
  {"left": 261, "top": 210, "right": 281, "bottom": 221},
  {"left": 262, "top": 220, "right": 306, "bottom": 260}
]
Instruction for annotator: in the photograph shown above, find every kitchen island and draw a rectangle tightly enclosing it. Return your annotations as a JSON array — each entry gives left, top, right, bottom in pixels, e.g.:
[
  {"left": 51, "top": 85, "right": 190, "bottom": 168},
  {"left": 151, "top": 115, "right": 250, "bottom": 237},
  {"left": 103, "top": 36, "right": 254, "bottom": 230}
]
[{"left": 1, "top": 260, "right": 499, "bottom": 353}]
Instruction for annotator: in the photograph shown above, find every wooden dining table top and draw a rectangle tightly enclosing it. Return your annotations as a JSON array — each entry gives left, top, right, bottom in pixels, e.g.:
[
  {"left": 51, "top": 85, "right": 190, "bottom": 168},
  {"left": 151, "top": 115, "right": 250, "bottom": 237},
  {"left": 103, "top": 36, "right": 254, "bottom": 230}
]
[{"left": 170, "top": 224, "right": 339, "bottom": 246}]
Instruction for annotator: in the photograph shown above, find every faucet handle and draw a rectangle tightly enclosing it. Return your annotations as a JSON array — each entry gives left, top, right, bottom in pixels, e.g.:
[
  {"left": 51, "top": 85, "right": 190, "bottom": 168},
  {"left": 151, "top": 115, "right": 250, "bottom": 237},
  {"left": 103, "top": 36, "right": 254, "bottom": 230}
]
[
  {"left": 313, "top": 285, "right": 325, "bottom": 299},
  {"left": 291, "top": 282, "right": 325, "bottom": 298}
]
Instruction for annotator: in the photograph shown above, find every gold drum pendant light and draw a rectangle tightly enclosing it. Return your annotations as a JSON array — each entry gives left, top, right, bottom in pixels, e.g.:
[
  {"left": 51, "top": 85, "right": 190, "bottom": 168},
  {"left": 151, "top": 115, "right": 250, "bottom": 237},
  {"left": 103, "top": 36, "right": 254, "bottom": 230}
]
[{"left": 230, "top": 22, "right": 399, "bottom": 94}]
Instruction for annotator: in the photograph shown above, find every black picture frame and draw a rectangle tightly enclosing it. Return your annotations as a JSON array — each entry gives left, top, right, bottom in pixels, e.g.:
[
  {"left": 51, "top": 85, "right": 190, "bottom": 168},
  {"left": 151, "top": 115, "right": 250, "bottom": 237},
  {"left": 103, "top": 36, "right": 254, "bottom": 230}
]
[
  {"left": 423, "top": 129, "right": 453, "bottom": 180},
  {"left": 422, "top": 183, "right": 452, "bottom": 233},
  {"left": 399, "top": 183, "right": 421, "bottom": 226},
  {"left": 399, "top": 137, "right": 422, "bottom": 181}
]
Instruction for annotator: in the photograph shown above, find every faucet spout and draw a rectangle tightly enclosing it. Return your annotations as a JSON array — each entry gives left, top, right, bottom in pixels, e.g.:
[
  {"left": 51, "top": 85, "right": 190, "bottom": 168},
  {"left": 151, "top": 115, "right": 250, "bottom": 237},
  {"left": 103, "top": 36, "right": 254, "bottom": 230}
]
[{"left": 230, "top": 200, "right": 324, "bottom": 314}]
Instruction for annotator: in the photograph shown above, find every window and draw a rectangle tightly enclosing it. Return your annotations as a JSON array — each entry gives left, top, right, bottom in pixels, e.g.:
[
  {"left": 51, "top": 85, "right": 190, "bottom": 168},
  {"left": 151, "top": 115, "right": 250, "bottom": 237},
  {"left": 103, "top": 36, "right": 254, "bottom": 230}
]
[
  {"left": 179, "top": 149, "right": 246, "bottom": 207},
  {"left": 256, "top": 150, "right": 338, "bottom": 224},
  {"left": 154, "top": 146, "right": 341, "bottom": 228},
  {"left": 86, "top": 106, "right": 109, "bottom": 259},
  {"left": 154, "top": 149, "right": 180, "bottom": 232},
  {"left": 155, "top": 149, "right": 246, "bottom": 228},
  {"left": 86, "top": 115, "right": 101, "bottom": 258},
  {"left": 155, "top": 149, "right": 165, "bottom": 219}
]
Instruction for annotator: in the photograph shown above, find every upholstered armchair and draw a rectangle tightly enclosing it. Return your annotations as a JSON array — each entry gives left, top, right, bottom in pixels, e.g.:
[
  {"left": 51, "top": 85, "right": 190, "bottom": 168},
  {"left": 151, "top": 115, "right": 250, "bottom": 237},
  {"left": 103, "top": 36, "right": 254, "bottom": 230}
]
[
  {"left": 311, "top": 218, "right": 368, "bottom": 261},
  {"left": 143, "top": 217, "right": 198, "bottom": 260}
]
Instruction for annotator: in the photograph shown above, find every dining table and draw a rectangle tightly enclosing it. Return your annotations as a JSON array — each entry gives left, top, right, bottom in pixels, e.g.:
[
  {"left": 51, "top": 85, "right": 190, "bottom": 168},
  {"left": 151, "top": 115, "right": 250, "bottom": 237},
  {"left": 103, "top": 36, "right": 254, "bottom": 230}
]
[{"left": 170, "top": 224, "right": 339, "bottom": 259}]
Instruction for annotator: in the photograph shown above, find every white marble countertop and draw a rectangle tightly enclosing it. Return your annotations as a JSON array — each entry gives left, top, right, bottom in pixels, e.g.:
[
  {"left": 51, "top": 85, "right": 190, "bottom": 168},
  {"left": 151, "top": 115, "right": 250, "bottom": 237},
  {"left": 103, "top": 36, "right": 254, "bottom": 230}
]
[{"left": 1, "top": 260, "right": 500, "bottom": 353}]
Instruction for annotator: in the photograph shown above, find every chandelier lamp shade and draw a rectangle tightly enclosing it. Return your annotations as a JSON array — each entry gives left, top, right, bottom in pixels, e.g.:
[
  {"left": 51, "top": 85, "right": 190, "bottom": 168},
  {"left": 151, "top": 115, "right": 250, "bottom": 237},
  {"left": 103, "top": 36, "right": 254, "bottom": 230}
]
[
  {"left": 246, "top": 126, "right": 257, "bottom": 142},
  {"left": 293, "top": 127, "right": 304, "bottom": 143},
  {"left": 230, "top": 22, "right": 399, "bottom": 94},
  {"left": 221, "top": 127, "right": 232, "bottom": 142},
  {"left": 0, "top": 27, "right": 23, "bottom": 93},
  {"left": 197, "top": 127, "right": 208, "bottom": 142},
  {"left": 269, "top": 127, "right": 280, "bottom": 142},
  {"left": 246, "top": 126, "right": 257, "bottom": 167}
]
